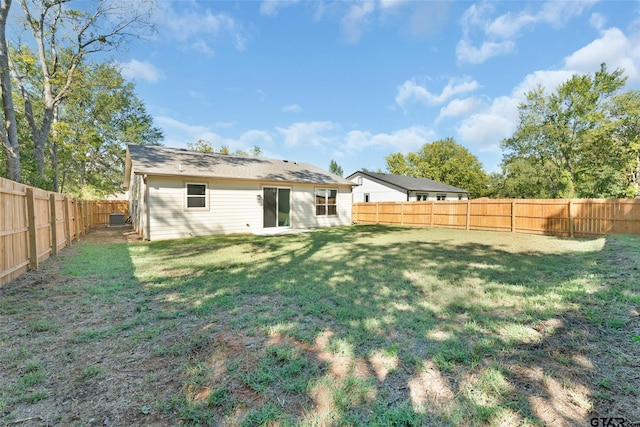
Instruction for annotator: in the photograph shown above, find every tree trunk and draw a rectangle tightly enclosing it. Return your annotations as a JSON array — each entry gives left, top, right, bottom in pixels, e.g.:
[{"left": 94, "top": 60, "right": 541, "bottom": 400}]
[
  {"left": 0, "top": 0, "right": 21, "bottom": 182},
  {"left": 50, "top": 104, "right": 59, "bottom": 192}
]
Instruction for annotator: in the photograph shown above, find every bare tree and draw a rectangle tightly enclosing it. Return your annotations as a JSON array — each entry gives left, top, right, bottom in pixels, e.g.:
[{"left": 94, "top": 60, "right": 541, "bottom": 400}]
[
  {"left": 0, "top": 0, "right": 20, "bottom": 182},
  {"left": 10, "top": 0, "right": 155, "bottom": 184}
]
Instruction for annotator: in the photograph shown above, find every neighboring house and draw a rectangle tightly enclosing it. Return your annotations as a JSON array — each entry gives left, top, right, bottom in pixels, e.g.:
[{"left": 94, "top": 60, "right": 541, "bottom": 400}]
[
  {"left": 124, "top": 145, "right": 354, "bottom": 240},
  {"left": 347, "top": 170, "right": 468, "bottom": 202}
]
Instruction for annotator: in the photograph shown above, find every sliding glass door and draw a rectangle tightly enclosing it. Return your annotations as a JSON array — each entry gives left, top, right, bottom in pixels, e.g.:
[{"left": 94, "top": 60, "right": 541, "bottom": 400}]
[{"left": 263, "top": 187, "right": 291, "bottom": 228}]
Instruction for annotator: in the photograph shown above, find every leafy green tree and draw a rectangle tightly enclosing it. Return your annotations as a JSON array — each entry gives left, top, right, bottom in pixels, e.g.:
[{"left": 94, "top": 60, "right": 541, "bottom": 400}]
[
  {"left": 250, "top": 145, "right": 262, "bottom": 157},
  {"left": 386, "top": 137, "right": 489, "bottom": 197},
  {"left": 54, "top": 62, "right": 162, "bottom": 197},
  {"left": 502, "top": 64, "right": 628, "bottom": 198},
  {"left": 232, "top": 145, "right": 263, "bottom": 157},
  {"left": 0, "top": 0, "right": 20, "bottom": 182},
  {"left": 495, "top": 157, "right": 555, "bottom": 198},
  {"left": 611, "top": 90, "right": 640, "bottom": 196},
  {"left": 329, "top": 159, "right": 343, "bottom": 177},
  {"left": 384, "top": 153, "right": 410, "bottom": 176},
  {"left": 8, "top": 0, "right": 155, "bottom": 181},
  {"left": 187, "top": 139, "right": 215, "bottom": 153}
]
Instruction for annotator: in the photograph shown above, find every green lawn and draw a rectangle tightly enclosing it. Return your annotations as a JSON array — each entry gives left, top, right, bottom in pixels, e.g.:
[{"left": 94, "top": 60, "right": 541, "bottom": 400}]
[{"left": 1, "top": 225, "right": 639, "bottom": 426}]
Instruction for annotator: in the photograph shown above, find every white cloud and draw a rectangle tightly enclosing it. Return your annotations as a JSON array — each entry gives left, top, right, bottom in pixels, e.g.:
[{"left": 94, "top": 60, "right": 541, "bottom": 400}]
[
  {"left": 539, "top": 0, "right": 597, "bottom": 28},
  {"left": 379, "top": 0, "right": 408, "bottom": 10},
  {"left": 564, "top": 27, "right": 640, "bottom": 83},
  {"left": 457, "top": 0, "right": 596, "bottom": 64},
  {"left": 485, "top": 11, "right": 538, "bottom": 39},
  {"left": 282, "top": 104, "right": 303, "bottom": 113},
  {"left": 276, "top": 121, "right": 339, "bottom": 147},
  {"left": 118, "top": 60, "right": 165, "bottom": 83},
  {"left": 456, "top": 96, "right": 520, "bottom": 153},
  {"left": 239, "top": 130, "right": 273, "bottom": 146},
  {"left": 191, "top": 39, "right": 216, "bottom": 57},
  {"left": 513, "top": 69, "right": 575, "bottom": 97},
  {"left": 260, "top": 0, "right": 300, "bottom": 16},
  {"left": 455, "top": 39, "right": 515, "bottom": 65},
  {"left": 437, "top": 97, "right": 483, "bottom": 122},
  {"left": 341, "top": 2, "right": 375, "bottom": 44},
  {"left": 155, "top": 116, "right": 220, "bottom": 146},
  {"left": 344, "top": 126, "right": 436, "bottom": 154},
  {"left": 275, "top": 121, "right": 434, "bottom": 157},
  {"left": 214, "top": 121, "right": 236, "bottom": 129},
  {"left": 589, "top": 12, "right": 606, "bottom": 30},
  {"left": 156, "top": 116, "right": 273, "bottom": 152},
  {"left": 155, "top": 2, "right": 249, "bottom": 53},
  {"left": 395, "top": 77, "right": 479, "bottom": 107},
  {"left": 455, "top": 68, "right": 576, "bottom": 153}
]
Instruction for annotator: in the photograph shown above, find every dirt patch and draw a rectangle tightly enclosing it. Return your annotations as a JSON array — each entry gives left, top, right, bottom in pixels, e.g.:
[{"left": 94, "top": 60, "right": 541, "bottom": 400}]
[
  {"left": 78, "top": 226, "right": 142, "bottom": 244},
  {"left": 0, "top": 227, "right": 184, "bottom": 426}
]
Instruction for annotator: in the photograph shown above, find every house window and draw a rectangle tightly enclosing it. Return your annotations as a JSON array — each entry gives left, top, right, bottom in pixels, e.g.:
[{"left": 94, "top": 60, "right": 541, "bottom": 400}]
[
  {"left": 364, "top": 193, "right": 370, "bottom": 202},
  {"left": 186, "top": 183, "right": 208, "bottom": 209},
  {"left": 458, "top": 194, "right": 463, "bottom": 200},
  {"left": 316, "top": 188, "right": 337, "bottom": 216},
  {"left": 436, "top": 194, "right": 447, "bottom": 201},
  {"left": 416, "top": 193, "right": 428, "bottom": 201}
]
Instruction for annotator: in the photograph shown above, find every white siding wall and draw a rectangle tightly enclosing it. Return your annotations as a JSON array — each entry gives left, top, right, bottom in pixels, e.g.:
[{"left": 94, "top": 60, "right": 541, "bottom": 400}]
[
  {"left": 146, "top": 177, "right": 263, "bottom": 240},
  {"left": 143, "top": 176, "right": 353, "bottom": 240},
  {"left": 293, "top": 186, "right": 352, "bottom": 228},
  {"left": 350, "top": 175, "right": 407, "bottom": 202},
  {"left": 128, "top": 174, "right": 146, "bottom": 237},
  {"left": 408, "top": 191, "right": 468, "bottom": 201}
]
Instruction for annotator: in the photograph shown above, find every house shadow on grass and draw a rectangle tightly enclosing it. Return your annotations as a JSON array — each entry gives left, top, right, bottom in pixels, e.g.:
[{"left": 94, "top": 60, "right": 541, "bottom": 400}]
[{"left": 126, "top": 225, "right": 640, "bottom": 426}]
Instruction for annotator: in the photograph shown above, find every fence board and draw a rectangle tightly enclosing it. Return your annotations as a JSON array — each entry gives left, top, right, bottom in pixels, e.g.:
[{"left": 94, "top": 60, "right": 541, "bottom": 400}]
[
  {"left": 0, "top": 178, "right": 129, "bottom": 286},
  {"left": 353, "top": 198, "right": 640, "bottom": 237}
]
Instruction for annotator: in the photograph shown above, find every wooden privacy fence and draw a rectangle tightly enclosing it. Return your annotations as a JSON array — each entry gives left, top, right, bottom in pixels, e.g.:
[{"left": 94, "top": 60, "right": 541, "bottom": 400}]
[
  {"left": 353, "top": 198, "right": 640, "bottom": 237},
  {"left": 1, "top": 177, "right": 128, "bottom": 286}
]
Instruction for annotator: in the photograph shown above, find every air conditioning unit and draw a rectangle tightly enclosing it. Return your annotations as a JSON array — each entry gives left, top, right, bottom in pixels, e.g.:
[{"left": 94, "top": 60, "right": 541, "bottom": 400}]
[{"left": 108, "top": 213, "right": 126, "bottom": 227}]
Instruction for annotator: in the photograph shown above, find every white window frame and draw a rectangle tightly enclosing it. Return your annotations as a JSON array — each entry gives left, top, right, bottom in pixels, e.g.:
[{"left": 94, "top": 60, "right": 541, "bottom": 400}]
[
  {"left": 185, "top": 182, "right": 209, "bottom": 211},
  {"left": 416, "top": 193, "right": 429, "bottom": 201},
  {"left": 315, "top": 188, "right": 338, "bottom": 216},
  {"left": 436, "top": 194, "right": 447, "bottom": 201}
]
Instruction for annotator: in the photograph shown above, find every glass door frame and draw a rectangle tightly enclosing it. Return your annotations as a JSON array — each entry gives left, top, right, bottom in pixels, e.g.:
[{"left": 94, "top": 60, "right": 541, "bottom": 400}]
[{"left": 262, "top": 186, "right": 292, "bottom": 228}]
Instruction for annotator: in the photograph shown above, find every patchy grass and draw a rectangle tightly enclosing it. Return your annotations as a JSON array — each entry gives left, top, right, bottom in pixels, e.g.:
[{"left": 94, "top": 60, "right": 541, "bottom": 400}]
[{"left": 1, "top": 225, "right": 639, "bottom": 426}]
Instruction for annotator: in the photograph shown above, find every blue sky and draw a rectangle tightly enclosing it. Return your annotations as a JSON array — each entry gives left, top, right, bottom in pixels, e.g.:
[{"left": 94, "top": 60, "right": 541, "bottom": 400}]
[{"left": 117, "top": 0, "right": 640, "bottom": 176}]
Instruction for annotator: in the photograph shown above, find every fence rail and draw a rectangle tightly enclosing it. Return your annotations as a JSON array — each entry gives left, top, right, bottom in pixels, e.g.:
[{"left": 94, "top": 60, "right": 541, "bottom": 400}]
[
  {"left": 1, "top": 178, "right": 128, "bottom": 286},
  {"left": 352, "top": 198, "right": 640, "bottom": 237}
]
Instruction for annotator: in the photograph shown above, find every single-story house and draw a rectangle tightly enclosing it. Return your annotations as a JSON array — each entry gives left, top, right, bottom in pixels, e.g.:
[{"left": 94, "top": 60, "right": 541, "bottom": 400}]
[
  {"left": 124, "top": 145, "right": 354, "bottom": 240},
  {"left": 347, "top": 170, "right": 468, "bottom": 202}
]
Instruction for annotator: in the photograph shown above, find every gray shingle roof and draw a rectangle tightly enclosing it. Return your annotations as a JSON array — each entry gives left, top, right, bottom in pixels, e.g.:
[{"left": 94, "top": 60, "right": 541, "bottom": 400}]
[
  {"left": 347, "top": 171, "right": 468, "bottom": 193},
  {"left": 126, "top": 144, "right": 354, "bottom": 186}
]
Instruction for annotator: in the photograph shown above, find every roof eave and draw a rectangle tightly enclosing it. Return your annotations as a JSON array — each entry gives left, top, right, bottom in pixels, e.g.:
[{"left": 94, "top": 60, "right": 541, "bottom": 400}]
[{"left": 132, "top": 170, "right": 354, "bottom": 187}]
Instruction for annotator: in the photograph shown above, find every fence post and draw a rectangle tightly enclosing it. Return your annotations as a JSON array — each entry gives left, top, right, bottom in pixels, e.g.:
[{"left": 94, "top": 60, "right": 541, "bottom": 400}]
[
  {"left": 466, "top": 200, "right": 471, "bottom": 230},
  {"left": 78, "top": 201, "right": 84, "bottom": 236},
  {"left": 430, "top": 202, "right": 434, "bottom": 227},
  {"left": 400, "top": 202, "right": 404, "bottom": 226},
  {"left": 49, "top": 194, "right": 58, "bottom": 256},
  {"left": 26, "top": 188, "right": 39, "bottom": 270},
  {"left": 511, "top": 200, "right": 517, "bottom": 233},
  {"left": 84, "top": 201, "right": 89, "bottom": 232},
  {"left": 569, "top": 199, "right": 575, "bottom": 238},
  {"left": 64, "top": 196, "right": 71, "bottom": 246},
  {"left": 376, "top": 203, "right": 379, "bottom": 224},
  {"left": 72, "top": 200, "right": 78, "bottom": 241}
]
